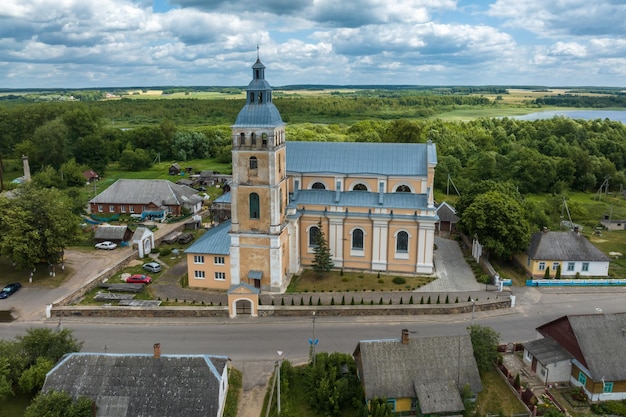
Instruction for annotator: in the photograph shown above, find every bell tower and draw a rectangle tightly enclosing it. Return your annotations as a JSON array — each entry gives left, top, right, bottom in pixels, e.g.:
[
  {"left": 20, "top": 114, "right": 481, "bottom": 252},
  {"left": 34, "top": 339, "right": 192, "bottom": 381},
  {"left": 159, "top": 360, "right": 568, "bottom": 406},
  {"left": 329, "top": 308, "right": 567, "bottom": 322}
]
[{"left": 229, "top": 51, "right": 290, "bottom": 292}]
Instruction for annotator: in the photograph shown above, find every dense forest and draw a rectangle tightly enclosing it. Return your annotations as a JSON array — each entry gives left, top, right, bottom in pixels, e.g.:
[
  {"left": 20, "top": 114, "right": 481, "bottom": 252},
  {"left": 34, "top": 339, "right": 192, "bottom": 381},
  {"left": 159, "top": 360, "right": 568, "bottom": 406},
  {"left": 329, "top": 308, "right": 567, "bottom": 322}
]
[{"left": 0, "top": 94, "right": 625, "bottom": 200}]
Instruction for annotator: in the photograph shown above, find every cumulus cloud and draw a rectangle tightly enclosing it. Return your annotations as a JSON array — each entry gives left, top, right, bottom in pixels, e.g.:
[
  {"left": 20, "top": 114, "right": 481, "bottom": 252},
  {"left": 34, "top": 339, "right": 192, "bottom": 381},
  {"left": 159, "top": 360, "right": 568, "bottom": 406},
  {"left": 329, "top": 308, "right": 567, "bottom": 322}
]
[{"left": 0, "top": 0, "right": 623, "bottom": 87}]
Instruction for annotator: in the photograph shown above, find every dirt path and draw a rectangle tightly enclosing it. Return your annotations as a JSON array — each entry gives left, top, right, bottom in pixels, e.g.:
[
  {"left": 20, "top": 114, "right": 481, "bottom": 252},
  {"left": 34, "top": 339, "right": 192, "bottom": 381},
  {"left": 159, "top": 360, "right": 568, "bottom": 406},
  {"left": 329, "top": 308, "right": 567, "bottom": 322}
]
[{"left": 234, "top": 360, "right": 274, "bottom": 417}]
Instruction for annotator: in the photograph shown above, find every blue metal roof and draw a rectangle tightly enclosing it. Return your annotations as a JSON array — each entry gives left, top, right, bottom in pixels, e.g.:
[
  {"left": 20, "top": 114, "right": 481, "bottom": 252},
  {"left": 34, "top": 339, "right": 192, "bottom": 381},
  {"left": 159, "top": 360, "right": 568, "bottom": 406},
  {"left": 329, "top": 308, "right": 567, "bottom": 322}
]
[
  {"left": 184, "top": 220, "right": 231, "bottom": 255},
  {"left": 214, "top": 192, "right": 231, "bottom": 204},
  {"left": 286, "top": 141, "right": 436, "bottom": 176},
  {"left": 289, "top": 189, "right": 429, "bottom": 210},
  {"left": 234, "top": 103, "right": 285, "bottom": 127}
]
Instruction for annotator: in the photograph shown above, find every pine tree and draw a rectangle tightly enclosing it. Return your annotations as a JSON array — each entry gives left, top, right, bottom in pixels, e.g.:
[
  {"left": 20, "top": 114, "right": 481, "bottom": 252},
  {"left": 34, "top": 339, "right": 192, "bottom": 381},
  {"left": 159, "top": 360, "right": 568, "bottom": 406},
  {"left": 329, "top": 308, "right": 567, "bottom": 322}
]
[{"left": 312, "top": 219, "right": 334, "bottom": 275}]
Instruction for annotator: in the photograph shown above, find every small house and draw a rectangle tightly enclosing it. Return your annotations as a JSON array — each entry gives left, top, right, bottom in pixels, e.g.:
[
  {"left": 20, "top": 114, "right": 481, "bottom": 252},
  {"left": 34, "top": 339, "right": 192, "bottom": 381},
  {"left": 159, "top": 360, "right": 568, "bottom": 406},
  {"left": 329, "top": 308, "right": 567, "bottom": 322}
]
[
  {"left": 435, "top": 201, "right": 458, "bottom": 236},
  {"left": 82, "top": 169, "right": 99, "bottom": 182},
  {"left": 527, "top": 313, "right": 626, "bottom": 402},
  {"left": 94, "top": 225, "right": 132, "bottom": 244},
  {"left": 514, "top": 228, "right": 610, "bottom": 278},
  {"left": 353, "top": 330, "right": 482, "bottom": 415},
  {"left": 42, "top": 344, "right": 230, "bottom": 417},
  {"left": 169, "top": 163, "right": 182, "bottom": 175}
]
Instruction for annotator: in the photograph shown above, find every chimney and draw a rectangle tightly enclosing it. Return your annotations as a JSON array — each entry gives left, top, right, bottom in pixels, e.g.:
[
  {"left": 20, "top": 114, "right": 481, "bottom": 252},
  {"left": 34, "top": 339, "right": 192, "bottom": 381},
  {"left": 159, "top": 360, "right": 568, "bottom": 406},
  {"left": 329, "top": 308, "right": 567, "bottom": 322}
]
[
  {"left": 153, "top": 343, "right": 161, "bottom": 358},
  {"left": 401, "top": 329, "right": 409, "bottom": 345},
  {"left": 22, "top": 155, "right": 31, "bottom": 182}
]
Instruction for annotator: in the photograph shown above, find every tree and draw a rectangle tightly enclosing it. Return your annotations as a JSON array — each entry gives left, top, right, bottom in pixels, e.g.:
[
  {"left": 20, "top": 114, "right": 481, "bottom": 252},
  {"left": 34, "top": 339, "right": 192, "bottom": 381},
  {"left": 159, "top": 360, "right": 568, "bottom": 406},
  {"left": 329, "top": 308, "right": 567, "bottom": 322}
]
[
  {"left": 118, "top": 148, "right": 152, "bottom": 171},
  {"left": 460, "top": 190, "right": 531, "bottom": 259},
  {"left": 24, "top": 391, "right": 93, "bottom": 417},
  {"left": 366, "top": 397, "right": 393, "bottom": 417},
  {"left": 0, "top": 358, "right": 13, "bottom": 401},
  {"left": 0, "top": 185, "right": 81, "bottom": 270},
  {"left": 17, "top": 328, "right": 84, "bottom": 365},
  {"left": 468, "top": 325, "right": 500, "bottom": 373},
  {"left": 18, "top": 357, "right": 55, "bottom": 393},
  {"left": 312, "top": 220, "right": 334, "bottom": 275}
]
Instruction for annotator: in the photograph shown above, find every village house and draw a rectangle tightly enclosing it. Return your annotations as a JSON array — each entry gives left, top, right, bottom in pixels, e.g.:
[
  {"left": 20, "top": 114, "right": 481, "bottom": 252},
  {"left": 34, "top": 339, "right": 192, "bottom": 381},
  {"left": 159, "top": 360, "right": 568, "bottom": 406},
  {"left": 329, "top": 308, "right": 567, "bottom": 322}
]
[
  {"left": 514, "top": 228, "right": 610, "bottom": 278},
  {"left": 89, "top": 179, "right": 202, "bottom": 218},
  {"left": 42, "top": 344, "right": 230, "bottom": 417},
  {"left": 353, "top": 330, "right": 482, "bottom": 415}
]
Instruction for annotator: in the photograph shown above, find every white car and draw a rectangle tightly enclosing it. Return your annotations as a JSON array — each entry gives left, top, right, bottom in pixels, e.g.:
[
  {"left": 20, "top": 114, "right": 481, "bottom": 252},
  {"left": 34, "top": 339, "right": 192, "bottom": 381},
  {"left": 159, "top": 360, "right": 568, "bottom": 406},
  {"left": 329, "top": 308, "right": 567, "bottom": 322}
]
[{"left": 95, "top": 241, "right": 117, "bottom": 250}]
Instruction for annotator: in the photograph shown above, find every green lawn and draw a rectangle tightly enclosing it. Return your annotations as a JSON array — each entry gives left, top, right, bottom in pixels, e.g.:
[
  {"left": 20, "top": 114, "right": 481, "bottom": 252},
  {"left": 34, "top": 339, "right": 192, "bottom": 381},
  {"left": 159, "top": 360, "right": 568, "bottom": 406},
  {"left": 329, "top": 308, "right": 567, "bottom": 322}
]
[
  {"left": 287, "top": 269, "right": 435, "bottom": 292},
  {"left": 477, "top": 368, "right": 529, "bottom": 415}
]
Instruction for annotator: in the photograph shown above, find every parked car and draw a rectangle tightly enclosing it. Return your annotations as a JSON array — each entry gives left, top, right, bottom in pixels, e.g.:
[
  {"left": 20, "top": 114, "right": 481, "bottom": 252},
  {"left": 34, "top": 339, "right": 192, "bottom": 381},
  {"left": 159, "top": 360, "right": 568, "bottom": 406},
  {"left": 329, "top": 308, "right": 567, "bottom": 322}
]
[
  {"left": 142, "top": 262, "right": 162, "bottom": 273},
  {"left": 178, "top": 233, "right": 194, "bottom": 244},
  {"left": 126, "top": 274, "right": 152, "bottom": 284},
  {"left": 0, "top": 283, "right": 22, "bottom": 299},
  {"left": 95, "top": 241, "right": 117, "bottom": 250}
]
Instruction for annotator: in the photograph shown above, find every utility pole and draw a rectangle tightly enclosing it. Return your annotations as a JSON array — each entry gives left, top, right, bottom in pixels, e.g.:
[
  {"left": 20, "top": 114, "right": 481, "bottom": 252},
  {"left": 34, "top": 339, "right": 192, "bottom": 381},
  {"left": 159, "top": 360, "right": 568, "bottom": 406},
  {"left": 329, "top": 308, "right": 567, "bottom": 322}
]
[{"left": 276, "top": 350, "right": 283, "bottom": 415}]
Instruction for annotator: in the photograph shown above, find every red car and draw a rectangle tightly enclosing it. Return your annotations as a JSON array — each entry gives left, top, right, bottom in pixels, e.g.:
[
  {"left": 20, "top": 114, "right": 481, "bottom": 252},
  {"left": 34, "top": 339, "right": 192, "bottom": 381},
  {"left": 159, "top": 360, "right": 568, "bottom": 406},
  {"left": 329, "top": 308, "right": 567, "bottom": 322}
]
[{"left": 126, "top": 274, "right": 152, "bottom": 284}]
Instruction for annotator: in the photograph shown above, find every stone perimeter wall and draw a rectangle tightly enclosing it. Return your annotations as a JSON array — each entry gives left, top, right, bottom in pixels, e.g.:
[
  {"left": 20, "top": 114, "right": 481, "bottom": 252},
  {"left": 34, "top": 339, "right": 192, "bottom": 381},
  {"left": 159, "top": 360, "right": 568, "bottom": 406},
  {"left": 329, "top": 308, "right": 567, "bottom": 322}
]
[{"left": 50, "top": 298, "right": 511, "bottom": 319}]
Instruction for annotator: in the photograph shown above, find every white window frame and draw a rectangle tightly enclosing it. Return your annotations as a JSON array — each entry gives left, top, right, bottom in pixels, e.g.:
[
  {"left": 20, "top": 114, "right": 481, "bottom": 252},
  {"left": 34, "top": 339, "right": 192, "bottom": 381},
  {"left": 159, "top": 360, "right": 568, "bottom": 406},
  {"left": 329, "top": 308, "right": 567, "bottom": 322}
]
[
  {"left": 120, "top": 205, "right": 126, "bottom": 213},
  {"left": 307, "top": 225, "right": 320, "bottom": 253},
  {"left": 97, "top": 205, "right": 103, "bottom": 213},
  {"left": 552, "top": 262, "right": 559, "bottom": 271},
  {"left": 538, "top": 262, "right": 546, "bottom": 271},
  {"left": 214, "top": 272, "right": 226, "bottom": 281},
  {"left": 193, "top": 255, "right": 205, "bottom": 264},
  {"left": 582, "top": 262, "right": 589, "bottom": 272},
  {"left": 129, "top": 206, "right": 135, "bottom": 213},
  {"left": 194, "top": 270, "right": 205, "bottom": 279},
  {"left": 214, "top": 256, "right": 225, "bottom": 265},
  {"left": 109, "top": 205, "right": 115, "bottom": 213},
  {"left": 567, "top": 262, "right": 575, "bottom": 271}
]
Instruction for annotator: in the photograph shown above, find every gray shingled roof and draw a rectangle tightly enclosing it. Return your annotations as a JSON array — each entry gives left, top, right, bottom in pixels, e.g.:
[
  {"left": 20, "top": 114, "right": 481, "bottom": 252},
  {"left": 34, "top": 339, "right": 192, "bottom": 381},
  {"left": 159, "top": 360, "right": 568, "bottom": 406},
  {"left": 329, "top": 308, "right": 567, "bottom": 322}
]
[
  {"left": 522, "top": 336, "right": 574, "bottom": 365},
  {"left": 436, "top": 201, "right": 459, "bottom": 223},
  {"left": 185, "top": 220, "right": 231, "bottom": 255},
  {"left": 94, "top": 225, "right": 129, "bottom": 241},
  {"left": 90, "top": 179, "right": 202, "bottom": 206},
  {"left": 526, "top": 230, "right": 609, "bottom": 262},
  {"left": 289, "top": 189, "right": 429, "bottom": 210},
  {"left": 286, "top": 141, "right": 437, "bottom": 176},
  {"left": 414, "top": 379, "right": 464, "bottom": 414},
  {"left": 355, "top": 334, "right": 482, "bottom": 406},
  {"left": 42, "top": 353, "right": 229, "bottom": 417},
  {"left": 567, "top": 313, "right": 626, "bottom": 381}
]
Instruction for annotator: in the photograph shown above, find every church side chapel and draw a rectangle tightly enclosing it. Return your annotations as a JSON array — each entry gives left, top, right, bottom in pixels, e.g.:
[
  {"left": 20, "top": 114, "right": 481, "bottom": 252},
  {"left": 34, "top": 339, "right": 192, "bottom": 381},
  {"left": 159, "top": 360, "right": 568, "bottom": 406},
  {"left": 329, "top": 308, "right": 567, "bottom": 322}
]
[{"left": 185, "top": 53, "right": 438, "bottom": 295}]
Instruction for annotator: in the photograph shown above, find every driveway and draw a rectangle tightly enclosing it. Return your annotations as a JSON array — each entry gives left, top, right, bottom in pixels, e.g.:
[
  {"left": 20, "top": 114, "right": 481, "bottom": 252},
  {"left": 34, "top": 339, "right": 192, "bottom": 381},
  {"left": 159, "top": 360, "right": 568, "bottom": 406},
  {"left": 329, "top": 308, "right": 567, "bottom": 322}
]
[{"left": 417, "top": 237, "right": 481, "bottom": 292}]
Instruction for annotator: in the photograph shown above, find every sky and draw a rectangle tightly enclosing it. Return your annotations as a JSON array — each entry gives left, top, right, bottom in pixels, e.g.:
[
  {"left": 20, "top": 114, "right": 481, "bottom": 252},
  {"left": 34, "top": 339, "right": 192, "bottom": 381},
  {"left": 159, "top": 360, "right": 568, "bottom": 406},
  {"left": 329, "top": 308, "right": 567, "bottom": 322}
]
[{"left": 0, "top": 0, "right": 625, "bottom": 89}]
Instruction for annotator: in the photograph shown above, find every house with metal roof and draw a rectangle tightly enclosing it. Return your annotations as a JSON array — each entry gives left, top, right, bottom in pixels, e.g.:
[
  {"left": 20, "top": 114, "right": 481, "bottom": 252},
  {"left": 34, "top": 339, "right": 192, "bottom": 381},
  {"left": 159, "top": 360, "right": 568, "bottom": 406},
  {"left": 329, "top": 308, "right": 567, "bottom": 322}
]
[
  {"left": 89, "top": 179, "right": 202, "bottom": 218},
  {"left": 185, "top": 55, "right": 438, "bottom": 305},
  {"left": 528, "top": 313, "right": 626, "bottom": 402},
  {"left": 42, "top": 344, "right": 230, "bottom": 417},
  {"left": 353, "top": 330, "right": 482, "bottom": 415},
  {"left": 514, "top": 228, "right": 610, "bottom": 278}
]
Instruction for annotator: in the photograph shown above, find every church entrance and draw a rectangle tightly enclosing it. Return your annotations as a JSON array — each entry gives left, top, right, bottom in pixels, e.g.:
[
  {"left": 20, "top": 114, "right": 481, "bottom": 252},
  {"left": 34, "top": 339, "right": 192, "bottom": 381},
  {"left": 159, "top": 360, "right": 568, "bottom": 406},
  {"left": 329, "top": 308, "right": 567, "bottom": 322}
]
[{"left": 235, "top": 299, "right": 252, "bottom": 315}]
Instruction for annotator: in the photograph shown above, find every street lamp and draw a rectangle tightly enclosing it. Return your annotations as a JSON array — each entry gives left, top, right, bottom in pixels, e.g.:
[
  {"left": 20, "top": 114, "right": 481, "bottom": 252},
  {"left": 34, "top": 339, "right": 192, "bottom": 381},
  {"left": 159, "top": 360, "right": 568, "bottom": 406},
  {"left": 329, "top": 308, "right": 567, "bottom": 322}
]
[
  {"left": 276, "top": 350, "right": 283, "bottom": 415},
  {"left": 309, "top": 312, "right": 318, "bottom": 365}
]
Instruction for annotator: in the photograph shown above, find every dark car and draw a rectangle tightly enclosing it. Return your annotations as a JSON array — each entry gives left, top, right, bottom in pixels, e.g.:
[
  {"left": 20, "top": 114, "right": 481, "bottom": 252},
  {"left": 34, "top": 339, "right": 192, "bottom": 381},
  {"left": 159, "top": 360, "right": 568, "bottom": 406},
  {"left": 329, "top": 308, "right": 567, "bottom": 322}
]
[
  {"left": 126, "top": 274, "right": 152, "bottom": 284},
  {"left": 0, "top": 283, "right": 22, "bottom": 299},
  {"left": 177, "top": 233, "right": 194, "bottom": 244}
]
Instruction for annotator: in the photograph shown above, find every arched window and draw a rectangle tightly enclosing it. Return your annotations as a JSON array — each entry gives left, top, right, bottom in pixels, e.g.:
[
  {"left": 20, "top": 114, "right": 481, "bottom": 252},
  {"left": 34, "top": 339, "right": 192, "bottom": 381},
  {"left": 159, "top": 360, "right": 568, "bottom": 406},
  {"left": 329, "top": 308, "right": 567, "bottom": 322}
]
[
  {"left": 395, "top": 185, "right": 411, "bottom": 193},
  {"left": 396, "top": 231, "right": 409, "bottom": 253},
  {"left": 249, "top": 156, "right": 258, "bottom": 169},
  {"left": 311, "top": 182, "right": 326, "bottom": 190},
  {"left": 279, "top": 189, "right": 283, "bottom": 214},
  {"left": 250, "top": 92, "right": 255, "bottom": 103},
  {"left": 239, "top": 133, "right": 245, "bottom": 145},
  {"left": 262, "top": 133, "right": 268, "bottom": 146},
  {"left": 251, "top": 133, "right": 256, "bottom": 146},
  {"left": 249, "top": 193, "right": 260, "bottom": 219},
  {"left": 352, "top": 228, "right": 364, "bottom": 250},
  {"left": 259, "top": 92, "right": 263, "bottom": 103},
  {"left": 309, "top": 226, "right": 320, "bottom": 247},
  {"left": 352, "top": 183, "right": 368, "bottom": 191}
]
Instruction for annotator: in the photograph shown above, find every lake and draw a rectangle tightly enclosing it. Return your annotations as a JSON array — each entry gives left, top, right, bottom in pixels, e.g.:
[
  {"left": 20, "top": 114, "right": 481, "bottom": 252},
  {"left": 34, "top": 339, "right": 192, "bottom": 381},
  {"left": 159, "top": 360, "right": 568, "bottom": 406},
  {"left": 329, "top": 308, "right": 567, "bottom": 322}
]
[{"left": 512, "top": 109, "right": 626, "bottom": 123}]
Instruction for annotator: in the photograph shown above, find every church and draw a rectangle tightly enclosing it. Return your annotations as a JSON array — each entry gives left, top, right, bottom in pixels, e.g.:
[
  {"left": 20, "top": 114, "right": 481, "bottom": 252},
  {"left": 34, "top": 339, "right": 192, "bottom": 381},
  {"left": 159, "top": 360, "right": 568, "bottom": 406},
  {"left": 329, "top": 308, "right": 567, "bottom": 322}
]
[{"left": 185, "top": 55, "right": 438, "bottom": 294}]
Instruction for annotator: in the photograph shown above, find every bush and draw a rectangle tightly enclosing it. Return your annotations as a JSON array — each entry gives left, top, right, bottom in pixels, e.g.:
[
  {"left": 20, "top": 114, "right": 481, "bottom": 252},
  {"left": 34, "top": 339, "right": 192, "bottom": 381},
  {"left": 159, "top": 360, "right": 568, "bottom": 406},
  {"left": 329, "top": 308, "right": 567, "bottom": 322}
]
[
  {"left": 160, "top": 247, "right": 172, "bottom": 256},
  {"left": 392, "top": 276, "right": 406, "bottom": 285}
]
